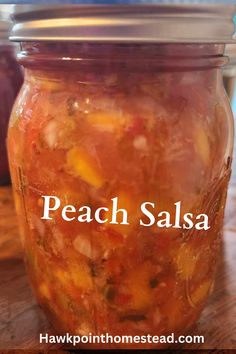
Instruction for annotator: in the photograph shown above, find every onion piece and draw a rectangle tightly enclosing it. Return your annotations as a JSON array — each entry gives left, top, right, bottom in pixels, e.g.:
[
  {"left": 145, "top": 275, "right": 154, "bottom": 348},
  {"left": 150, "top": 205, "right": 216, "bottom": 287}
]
[{"left": 73, "top": 234, "right": 93, "bottom": 258}]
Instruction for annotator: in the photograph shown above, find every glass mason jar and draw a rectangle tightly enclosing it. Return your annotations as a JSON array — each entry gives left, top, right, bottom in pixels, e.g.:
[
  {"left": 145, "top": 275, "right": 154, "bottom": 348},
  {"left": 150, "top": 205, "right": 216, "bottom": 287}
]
[
  {"left": 0, "top": 15, "right": 23, "bottom": 185},
  {"left": 7, "top": 4, "right": 235, "bottom": 349}
]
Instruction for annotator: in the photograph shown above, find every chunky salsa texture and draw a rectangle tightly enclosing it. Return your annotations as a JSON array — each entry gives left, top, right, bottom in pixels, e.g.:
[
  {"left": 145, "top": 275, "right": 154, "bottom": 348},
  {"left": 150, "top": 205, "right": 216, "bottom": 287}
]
[{"left": 7, "top": 43, "right": 233, "bottom": 349}]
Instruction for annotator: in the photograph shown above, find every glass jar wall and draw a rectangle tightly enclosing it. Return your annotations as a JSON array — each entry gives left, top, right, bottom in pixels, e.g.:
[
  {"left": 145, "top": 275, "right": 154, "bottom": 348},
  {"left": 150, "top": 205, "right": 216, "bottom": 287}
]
[{"left": 7, "top": 42, "right": 234, "bottom": 348}]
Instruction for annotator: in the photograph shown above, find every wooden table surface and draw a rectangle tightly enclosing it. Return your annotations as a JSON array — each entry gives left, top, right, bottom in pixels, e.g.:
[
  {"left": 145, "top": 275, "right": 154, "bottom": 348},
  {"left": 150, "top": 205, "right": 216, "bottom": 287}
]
[{"left": 0, "top": 173, "right": 236, "bottom": 351}]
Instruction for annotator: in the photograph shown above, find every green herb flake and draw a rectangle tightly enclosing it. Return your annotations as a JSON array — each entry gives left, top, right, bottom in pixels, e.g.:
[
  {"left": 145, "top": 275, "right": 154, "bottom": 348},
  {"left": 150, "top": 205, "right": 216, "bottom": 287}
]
[
  {"left": 104, "top": 285, "right": 116, "bottom": 302},
  {"left": 149, "top": 278, "right": 159, "bottom": 288},
  {"left": 120, "top": 314, "right": 146, "bottom": 322},
  {"left": 89, "top": 260, "right": 98, "bottom": 277}
]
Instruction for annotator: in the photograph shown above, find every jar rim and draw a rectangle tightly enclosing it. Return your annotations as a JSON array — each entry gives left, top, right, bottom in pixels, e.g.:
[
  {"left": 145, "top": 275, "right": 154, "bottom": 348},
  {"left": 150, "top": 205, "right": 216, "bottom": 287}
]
[{"left": 10, "top": 4, "right": 236, "bottom": 44}]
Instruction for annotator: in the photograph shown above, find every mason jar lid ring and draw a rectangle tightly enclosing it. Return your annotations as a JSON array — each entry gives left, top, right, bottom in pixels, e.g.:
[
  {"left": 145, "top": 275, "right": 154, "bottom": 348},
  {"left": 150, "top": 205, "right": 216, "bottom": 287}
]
[{"left": 10, "top": 4, "right": 236, "bottom": 44}]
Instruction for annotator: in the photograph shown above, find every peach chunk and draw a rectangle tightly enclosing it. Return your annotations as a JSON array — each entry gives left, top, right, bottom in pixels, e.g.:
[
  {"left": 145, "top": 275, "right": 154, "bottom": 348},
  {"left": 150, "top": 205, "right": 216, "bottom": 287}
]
[
  {"left": 104, "top": 191, "right": 141, "bottom": 235},
  {"left": 39, "top": 282, "right": 51, "bottom": 300},
  {"left": 66, "top": 147, "right": 104, "bottom": 188},
  {"left": 124, "top": 262, "right": 156, "bottom": 311},
  {"left": 194, "top": 125, "right": 210, "bottom": 166},
  {"left": 190, "top": 279, "right": 212, "bottom": 305},
  {"left": 55, "top": 261, "right": 93, "bottom": 291},
  {"left": 87, "top": 110, "right": 129, "bottom": 135}
]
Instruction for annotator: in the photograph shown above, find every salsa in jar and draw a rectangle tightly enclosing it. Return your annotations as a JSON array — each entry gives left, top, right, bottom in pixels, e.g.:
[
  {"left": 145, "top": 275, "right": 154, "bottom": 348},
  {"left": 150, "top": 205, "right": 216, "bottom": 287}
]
[{"left": 7, "top": 4, "right": 235, "bottom": 349}]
